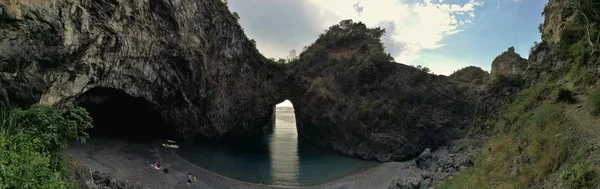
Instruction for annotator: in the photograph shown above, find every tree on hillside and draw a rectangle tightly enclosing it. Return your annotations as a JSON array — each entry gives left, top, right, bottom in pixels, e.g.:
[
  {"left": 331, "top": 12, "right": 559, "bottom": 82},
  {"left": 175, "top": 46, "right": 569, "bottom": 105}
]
[
  {"left": 412, "top": 65, "right": 431, "bottom": 73},
  {"left": 277, "top": 58, "right": 287, "bottom": 64},
  {"left": 571, "top": 0, "right": 600, "bottom": 55},
  {"left": 287, "top": 49, "right": 298, "bottom": 62}
]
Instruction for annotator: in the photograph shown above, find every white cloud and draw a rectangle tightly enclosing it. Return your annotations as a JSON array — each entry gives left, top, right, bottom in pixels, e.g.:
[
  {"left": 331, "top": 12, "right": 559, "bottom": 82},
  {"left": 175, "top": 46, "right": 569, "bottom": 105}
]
[{"left": 305, "top": 0, "right": 484, "bottom": 63}]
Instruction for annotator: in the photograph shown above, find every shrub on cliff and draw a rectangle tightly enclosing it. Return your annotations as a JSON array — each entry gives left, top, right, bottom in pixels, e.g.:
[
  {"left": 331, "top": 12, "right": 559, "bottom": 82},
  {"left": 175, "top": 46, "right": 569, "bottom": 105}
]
[
  {"left": 448, "top": 66, "right": 489, "bottom": 85},
  {"left": 556, "top": 88, "right": 576, "bottom": 104},
  {"left": 493, "top": 74, "right": 525, "bottom": 88},
  {"left": 0, "top": 105, "right": 92, "bottom": 188},
  {"left": 440, "top": 102, "right": 572, "bottom": 188},
  {"left": 589, "top": 89, "right": 600, "bottom": 116}
]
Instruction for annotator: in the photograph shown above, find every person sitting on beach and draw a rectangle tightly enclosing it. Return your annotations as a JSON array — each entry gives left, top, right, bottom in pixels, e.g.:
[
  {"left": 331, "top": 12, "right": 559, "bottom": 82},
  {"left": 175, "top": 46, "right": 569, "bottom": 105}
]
[
  {"left": 156, "top": 161, "right": 162, "bottom": 168},
  {"left": 192, "top": 174, "right": 197, "bottom": 183},
  {"left": 187, "top": 173, "right": 193, "bottom": 185}
]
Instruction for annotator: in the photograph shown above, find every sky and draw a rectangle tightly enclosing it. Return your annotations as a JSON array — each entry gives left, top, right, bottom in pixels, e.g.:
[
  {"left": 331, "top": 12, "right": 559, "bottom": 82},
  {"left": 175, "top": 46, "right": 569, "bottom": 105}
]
[{"left": 226, "top": 0, "right": 548, "bottom": 107}]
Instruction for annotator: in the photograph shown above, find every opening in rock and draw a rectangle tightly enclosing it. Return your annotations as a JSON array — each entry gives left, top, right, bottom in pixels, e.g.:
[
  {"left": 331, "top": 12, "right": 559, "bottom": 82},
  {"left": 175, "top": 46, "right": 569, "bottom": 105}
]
[
  {"left": 176, "top": 99, "right": 378, "bottom": 186},
  {"left": 74, "top": 87, "right": 177, "bottom": 141}
]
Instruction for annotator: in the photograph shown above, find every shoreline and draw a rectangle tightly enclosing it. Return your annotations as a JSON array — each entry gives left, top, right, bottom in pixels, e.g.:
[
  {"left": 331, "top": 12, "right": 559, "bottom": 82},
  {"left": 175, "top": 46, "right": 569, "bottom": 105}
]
[{"left": 64, "top": 138, "right": 419, "bottom": 189}]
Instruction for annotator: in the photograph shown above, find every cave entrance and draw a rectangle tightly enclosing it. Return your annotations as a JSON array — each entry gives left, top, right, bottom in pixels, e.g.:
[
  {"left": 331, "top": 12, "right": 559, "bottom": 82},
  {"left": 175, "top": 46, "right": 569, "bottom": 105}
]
[{"left": 74, "top": 87, "right": 177, "bottom": 141}]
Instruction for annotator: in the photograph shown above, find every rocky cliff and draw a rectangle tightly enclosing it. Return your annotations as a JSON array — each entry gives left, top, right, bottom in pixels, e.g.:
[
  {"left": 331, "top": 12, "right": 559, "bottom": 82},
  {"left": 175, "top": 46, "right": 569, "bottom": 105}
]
[
  {"left": 0, "top": 0, "right": 287, "bottom": 138},
  {"left": 1, "top": 0, "right": 518, "bottom": 162},
  {"left": 490, "top": 47, "right": 527, "bottom": 80},
  {"left": 286, "top": 20, "right": 478, "bottom": 162}
]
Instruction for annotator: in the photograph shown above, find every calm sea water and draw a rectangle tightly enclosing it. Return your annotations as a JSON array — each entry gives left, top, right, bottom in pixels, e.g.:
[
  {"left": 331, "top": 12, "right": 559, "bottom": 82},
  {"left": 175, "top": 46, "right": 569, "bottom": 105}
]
[{"left": 176, "top": 107, "right": 379, "bottom": 186}]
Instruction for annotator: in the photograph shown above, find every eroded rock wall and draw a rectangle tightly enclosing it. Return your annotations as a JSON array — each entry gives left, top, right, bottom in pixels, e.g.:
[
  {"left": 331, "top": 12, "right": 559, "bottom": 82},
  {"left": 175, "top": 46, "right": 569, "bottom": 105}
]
[
  {"left": 286, "top": 21, "right": 477, "bottom": 162},
  {"left": 0, "top": 0, "right": 287, "bottom": 138}
]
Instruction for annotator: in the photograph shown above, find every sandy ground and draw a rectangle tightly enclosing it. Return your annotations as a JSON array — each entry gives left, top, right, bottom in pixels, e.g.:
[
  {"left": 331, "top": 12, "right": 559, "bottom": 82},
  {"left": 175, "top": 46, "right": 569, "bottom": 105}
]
[{"left": 63, "top": 138, "right": 421, "bottom": 189}]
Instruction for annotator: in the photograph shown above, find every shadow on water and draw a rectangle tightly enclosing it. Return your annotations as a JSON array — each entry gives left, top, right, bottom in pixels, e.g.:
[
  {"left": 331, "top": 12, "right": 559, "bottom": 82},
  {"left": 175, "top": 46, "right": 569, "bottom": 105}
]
[{"left": 176, "top": 106, "right": 379, "bottom": 186}]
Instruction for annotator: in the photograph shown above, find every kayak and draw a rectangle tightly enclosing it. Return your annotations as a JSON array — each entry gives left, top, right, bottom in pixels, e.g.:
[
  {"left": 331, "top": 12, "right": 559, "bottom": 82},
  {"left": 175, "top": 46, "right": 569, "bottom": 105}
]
[
  {"left": 150, "top": 164, "right": 161, "bottom": 170},
  {"left": 162, "top": 143, "right": 179, "bottom": 149},
  {"left": 166, "top": 139, "right": 176, "bottom": 143}
]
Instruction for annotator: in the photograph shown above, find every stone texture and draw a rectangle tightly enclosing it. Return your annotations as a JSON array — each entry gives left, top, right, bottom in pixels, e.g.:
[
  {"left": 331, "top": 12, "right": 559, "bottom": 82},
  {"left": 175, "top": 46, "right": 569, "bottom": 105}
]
[
  {"left": 415, "top": 148, "right": 433, "bottom": 170},
  {"left": 490, "top": 47, "right": 527, "bottom": 80},
  {"left": 0, "top": 1, "right": 519, "bottom": 163},
  {"left": 0, "top": 0, "right": 287, "bottom": 139},
  {"left": 287, "top": 20, "right": 478, "bottom": 161},
  {"left": 541, "top": 0, "right": 577, "bottom": 45}
]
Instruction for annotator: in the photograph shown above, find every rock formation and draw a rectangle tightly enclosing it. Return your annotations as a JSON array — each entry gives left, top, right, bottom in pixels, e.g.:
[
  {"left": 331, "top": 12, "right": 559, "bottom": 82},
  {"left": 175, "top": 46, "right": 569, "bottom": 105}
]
[
  {"left": 287, "top": 20, "right": 477, "bottom": 161},
  {"left": 490, "top": 47, "right": 527, "bottom": 80},
  {"left": 0, "top": 0, "right": 287, "bottom": 138},
  {"left": 448, "top": 66, "right": 489, "bottom": 85},
  {"left": 1, "top": 0, "right": 515, "bottom": 162}
]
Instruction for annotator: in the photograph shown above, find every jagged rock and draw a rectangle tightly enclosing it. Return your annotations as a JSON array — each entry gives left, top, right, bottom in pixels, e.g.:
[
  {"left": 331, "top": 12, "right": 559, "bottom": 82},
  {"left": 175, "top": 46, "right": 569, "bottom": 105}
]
[
  {"left": 0, "top": 0, "right": 287, "bottom": 139},
  {"left": 92, "top": 171, "right": 103, "bottom": 181},
  {"left": 1, "top": 0, "right": 510, "bottom": 163},
  {"left": 540, "top": 0, "right": 577, "bottom": 44},
  {"left": 288, "top": 20, "right": 477, "bottom": 161},
  {"left": 490, "top": 47, "right": 527, "bottom": 80},
  {"left": 66, "top": 160, "right": 95, "bottom": 189},
  {"left": 415, "top": 148, "right": 434, "bottom": 170},
  {"left": 420, "top": 178, "right": 432, "bottom": 189},
  {"left": 388, "top": 175, "right": 422, "bottom": 189}
]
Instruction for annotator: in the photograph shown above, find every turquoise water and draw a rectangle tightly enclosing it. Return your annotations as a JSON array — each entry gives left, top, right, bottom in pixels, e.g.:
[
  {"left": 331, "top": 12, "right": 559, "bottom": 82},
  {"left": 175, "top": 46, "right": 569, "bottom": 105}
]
[{"left": 176, "top": 107, "right": 379, "bottom": 186}]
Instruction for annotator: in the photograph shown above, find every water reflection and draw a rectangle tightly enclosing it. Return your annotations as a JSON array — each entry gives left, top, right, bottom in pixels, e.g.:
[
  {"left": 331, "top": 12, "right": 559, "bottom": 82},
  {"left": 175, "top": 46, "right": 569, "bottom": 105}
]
[
  {"left": 269, "top": 107, "right": 300, "bottom": 185},
  {"left": 176, "top": 106, "right": 378, "bottom": 186}
]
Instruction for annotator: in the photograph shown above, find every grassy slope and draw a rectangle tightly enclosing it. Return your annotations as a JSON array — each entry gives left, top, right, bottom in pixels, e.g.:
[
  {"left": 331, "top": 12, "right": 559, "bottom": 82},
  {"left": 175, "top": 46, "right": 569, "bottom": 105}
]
[
  {"left": 439, "top": 1, "right": 600, "bottom": 188},
  {"left": 440, "top": 81, "right": 600, "bottom": 189}
]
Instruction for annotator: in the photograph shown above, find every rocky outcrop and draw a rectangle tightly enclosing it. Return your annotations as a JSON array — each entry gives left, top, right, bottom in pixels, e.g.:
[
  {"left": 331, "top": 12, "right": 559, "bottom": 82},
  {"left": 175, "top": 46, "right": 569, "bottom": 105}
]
[
  {"left": 388, "top": 140, "right": 480, "bottom": 189},
  {"left": 448, "top": 66, "right": 489, "bottom": 85},
  {"left": 287, "top": 20, "right": 478, "bottom": 162},
  {"left": 540, "top": 0, "right": 577, "bottom": 45},
  {"left": 1, "top": 0, "right": 518, "bottom": 163},
  {"left": 490, "top": 47, "right": 527, "bottom": 80},
  {"left": 66, "top": 160, "right": 140, "bottom": 189},
  {"left": 92, "top": 171, "right": 138, "bottom": 189},
  {"left": 0, "top": 0, "right": 287, "bottom": 138}
]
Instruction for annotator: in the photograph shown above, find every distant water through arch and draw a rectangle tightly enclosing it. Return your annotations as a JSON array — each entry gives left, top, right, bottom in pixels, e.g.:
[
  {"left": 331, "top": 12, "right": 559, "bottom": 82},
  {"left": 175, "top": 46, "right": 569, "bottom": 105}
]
[{"left": 176, "top": 106, "right": 378, "bottom": 186}]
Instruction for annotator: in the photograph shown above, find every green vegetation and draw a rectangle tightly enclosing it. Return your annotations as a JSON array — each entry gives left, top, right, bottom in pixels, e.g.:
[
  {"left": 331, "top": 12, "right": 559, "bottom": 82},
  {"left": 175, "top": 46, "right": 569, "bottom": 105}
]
[
  {"left": 438, "top": 78, "right": 600, "bottom": 188},
  {"left": 448, "top": 66, "right": 489, "bottom": 85},
  {"left": 561, "top": 158, "right": 597, "bottom": 188},
  {"left": 556, "top": 88, "right": 576, "bottom": 104},
  {"left": 0, "top": 105, "right": 92, "bottom": 188},
  {"left": 302, "top": 19, "right": 391, "bottom": 61},
  {"left": 440, "top": 94, "right": 573, "bottom": 188},
  {"left": 493, "top": 74, "right": 526, "bottom": 89},
  {"left": 589, "top": 89, "right": 600, "bottom": 116},
  {"left": 409, "top": 65, "right": 432, "bottom": 74}
]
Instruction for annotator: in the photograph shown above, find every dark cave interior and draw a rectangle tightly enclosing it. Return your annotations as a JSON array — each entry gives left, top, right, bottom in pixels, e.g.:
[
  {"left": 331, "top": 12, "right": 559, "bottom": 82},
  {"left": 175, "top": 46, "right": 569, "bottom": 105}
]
[{"left": 75, "top": 87, "right": 179, "bottom": 141}]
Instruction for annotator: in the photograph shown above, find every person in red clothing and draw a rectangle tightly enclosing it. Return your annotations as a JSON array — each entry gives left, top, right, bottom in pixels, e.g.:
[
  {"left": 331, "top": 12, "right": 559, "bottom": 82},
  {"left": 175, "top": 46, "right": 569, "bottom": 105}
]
[{"left": 156, "top": 161, "right": 162, "bottom": 168}]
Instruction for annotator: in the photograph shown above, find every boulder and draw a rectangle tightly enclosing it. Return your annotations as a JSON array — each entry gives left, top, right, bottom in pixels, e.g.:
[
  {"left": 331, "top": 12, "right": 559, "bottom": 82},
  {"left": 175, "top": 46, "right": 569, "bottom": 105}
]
[{"left": 415, "top": 148, "right": 434, "bottom": 170}]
